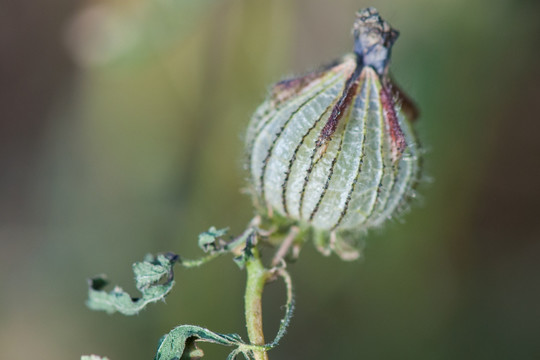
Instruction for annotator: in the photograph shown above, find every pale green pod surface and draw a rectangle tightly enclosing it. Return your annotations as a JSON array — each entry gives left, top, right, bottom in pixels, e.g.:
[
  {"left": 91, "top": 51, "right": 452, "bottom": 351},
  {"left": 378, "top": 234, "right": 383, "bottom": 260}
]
[{"left": 245, "top": 8, "right": 421, "bottom": 260}]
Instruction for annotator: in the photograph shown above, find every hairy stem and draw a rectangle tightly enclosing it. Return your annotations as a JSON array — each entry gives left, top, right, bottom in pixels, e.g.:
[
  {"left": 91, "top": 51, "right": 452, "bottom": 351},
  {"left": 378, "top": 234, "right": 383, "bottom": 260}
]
[
  {"left": 271, "top": 226, "right": 299, "bottom": 266},
  {"left": 245, "top": 245, "right": 270, "bottom": 360}
]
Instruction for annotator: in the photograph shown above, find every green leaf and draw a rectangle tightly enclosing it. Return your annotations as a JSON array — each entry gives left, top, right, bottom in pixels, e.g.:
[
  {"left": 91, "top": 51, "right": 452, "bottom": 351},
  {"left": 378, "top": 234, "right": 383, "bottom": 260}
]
[
  {"left": 86, "top": 253, "right": 178, "bottom": 315},
  {"left": 198, "top": 227, "right": 229, "bottom": 253},
  {"left": 134, "top": 253, "right": 178, "bottom": 290},
  {"left": 155, "top": 325, "right": 248, "bottom": 360}
]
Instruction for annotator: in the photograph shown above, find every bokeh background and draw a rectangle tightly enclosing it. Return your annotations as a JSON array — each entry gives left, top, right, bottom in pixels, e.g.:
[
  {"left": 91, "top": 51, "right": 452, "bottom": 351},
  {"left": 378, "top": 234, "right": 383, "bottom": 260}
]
[{"left": 1, "top": 0, "right": 540, "bottom": 359}]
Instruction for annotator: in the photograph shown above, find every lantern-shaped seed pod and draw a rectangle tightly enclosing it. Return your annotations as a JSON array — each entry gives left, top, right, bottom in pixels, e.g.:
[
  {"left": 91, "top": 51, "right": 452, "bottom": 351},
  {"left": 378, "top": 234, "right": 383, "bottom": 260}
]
[{"left": 245, "top": 8, "right": 421, "bottom": 260}]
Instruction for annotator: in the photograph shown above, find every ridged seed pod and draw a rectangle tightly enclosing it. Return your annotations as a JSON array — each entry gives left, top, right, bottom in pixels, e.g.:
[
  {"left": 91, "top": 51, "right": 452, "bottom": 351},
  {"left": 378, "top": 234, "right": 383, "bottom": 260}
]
[{"left": 245, "top": 8, "right": 421, "bottom": 260}]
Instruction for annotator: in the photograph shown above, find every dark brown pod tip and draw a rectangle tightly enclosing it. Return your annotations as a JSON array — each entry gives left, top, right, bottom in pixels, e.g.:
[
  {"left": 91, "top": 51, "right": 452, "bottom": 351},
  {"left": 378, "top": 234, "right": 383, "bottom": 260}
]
[{"left": 353, "top": 7, "right": 399, "bottom": 74}]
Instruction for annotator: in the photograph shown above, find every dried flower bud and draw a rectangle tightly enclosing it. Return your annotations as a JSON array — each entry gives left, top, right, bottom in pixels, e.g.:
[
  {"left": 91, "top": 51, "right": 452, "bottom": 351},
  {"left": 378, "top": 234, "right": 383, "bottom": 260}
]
[{"left": 245, "top": 8, "right": 421, "bottom": 260}]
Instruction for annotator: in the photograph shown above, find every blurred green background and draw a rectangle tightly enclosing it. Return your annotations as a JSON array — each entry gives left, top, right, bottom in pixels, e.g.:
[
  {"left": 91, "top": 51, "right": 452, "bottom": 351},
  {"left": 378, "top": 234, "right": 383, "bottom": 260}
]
[{"left": 1, "top": 0, "right": 540, "bottom": 359}]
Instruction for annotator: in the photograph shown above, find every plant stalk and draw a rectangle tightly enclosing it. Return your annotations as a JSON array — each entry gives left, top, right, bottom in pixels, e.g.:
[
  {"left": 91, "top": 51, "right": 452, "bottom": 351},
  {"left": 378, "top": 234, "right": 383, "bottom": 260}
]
[{"left": 245, "top": 245, "right": 270, "bottom": 360}]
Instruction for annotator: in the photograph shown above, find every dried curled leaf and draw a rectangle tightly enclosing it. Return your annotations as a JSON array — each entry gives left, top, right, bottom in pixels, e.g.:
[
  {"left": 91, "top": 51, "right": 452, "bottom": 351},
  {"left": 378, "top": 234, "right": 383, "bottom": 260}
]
[
  {"left": 198, "top": 226, "right": 229, "bottom": 253},
  {"left": 155, "top": 325, "right": 248, "bottom": 360},
  {"left": 86, "top": 253, "right": 178, "bottom": 315}
]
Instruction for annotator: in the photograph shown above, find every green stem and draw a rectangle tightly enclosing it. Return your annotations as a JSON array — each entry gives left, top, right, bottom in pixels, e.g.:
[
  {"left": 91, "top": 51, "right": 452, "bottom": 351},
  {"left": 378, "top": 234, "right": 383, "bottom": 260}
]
[
  {"left": 245, "top": 245, "right": 270, "bottom": 360},
  {"left": 180, "top": 252, "right": 221, "bottom": 268}
]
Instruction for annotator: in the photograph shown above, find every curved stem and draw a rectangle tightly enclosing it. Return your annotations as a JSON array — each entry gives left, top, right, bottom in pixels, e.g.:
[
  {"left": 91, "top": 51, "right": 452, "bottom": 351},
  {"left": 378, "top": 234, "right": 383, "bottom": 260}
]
[
  {"left": 271, "top": 226, "right": 299, "bottom": 267},
  {"left": 245, "top": 245, "right": 270, "bottom": 360}
]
